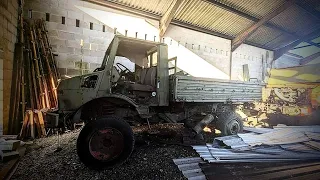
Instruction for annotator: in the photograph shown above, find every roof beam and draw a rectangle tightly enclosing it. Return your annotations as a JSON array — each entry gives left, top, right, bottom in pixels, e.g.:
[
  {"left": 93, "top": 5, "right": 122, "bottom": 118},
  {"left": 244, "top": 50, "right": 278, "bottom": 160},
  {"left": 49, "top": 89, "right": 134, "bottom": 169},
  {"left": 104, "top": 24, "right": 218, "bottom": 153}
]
[
  {"left": 85, "top": 0, "right": 277, "bottom": 50},
  {"left": 159, "top": 0, "right": 183, "bottom": 37},
  {"left": 295, "top": 1, "right": 320, "bottom": 20},
  {"left": 204, "top": 0, "right": 320, "bottom": 49},
  {"left": 231, "top": 0, "right": 294, "bottom": 51},
  {"left": 274, "top": 29, "right": 320, "bottom": 60},
  {"left": 300, "top": 51, "right": 320, "bottom": 65}
]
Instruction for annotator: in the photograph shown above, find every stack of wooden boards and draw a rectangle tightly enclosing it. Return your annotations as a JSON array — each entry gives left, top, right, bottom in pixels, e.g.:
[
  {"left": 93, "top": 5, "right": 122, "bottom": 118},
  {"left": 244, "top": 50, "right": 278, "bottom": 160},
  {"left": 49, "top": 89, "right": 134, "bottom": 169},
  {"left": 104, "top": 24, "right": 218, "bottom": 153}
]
[
  {"left": 9, "top": 12, "right": 60, "bottom": 134},
  {"left": 19, "top": 110, "right": 46, "bottom": 140}
]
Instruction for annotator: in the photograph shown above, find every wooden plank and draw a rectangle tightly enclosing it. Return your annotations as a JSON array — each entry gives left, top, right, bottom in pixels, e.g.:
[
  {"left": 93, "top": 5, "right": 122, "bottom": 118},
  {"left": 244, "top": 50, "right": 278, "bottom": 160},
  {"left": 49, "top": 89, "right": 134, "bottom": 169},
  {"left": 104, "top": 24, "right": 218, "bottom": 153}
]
[
  {"left": 159, "top": 0, "right": 183, "bottom": 37},
  {"left": 0, "top": 158, "right": 19, "bottom": 180},
  {"left": 18, "top": 111, "right": 29, "bottom": 139},
  {"left": 287, "top": 171, "right": 320, "bottom": 180},
  {"left": 249, "top": 164, "right": 320, "bottom": 179},
  {"left": 300, "top": 51, "right": 320, "bottom": 65},
  {"left": 231, "top": 0, "right": 294, "bottom": 51},
  {"left": 36, "top": 111, "right": 46, "bottom": 136},
  {"left": 29, "top": 111, "right": 35, "bottom": 139}
]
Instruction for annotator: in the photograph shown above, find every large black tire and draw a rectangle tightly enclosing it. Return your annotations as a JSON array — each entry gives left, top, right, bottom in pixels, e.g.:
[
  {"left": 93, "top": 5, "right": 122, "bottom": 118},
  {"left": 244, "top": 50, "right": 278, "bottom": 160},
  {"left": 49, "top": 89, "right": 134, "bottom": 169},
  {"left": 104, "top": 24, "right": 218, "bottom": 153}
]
[
  {"left": 77, "top": 116, "right": 134, "bottom": 169},
  {"left": 217, "top": 111, "right": 243, "bottom": 136}
]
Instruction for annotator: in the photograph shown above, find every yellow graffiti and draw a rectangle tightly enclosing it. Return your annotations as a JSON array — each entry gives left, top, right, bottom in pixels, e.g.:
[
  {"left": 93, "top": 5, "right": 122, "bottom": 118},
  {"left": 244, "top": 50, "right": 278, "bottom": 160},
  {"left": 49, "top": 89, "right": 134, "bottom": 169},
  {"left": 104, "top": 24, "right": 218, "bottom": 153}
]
[
  {"left": 295, "top": 74, "right": 320, "bottom": 82},
  {"left": 270, "top": 69, "right": 298, "bottom": 77}
]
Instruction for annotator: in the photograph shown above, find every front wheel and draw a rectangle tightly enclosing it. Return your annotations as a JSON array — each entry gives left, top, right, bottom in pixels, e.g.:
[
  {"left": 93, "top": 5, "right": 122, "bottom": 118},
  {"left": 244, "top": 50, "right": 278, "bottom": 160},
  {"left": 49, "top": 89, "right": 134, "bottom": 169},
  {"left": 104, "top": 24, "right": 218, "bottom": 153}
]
[
  {"left": 216, "top": 111, "right": 244, "bottom": 136},
  {"left": 77, "top": 116, "right": 134, "bottom": 169}
]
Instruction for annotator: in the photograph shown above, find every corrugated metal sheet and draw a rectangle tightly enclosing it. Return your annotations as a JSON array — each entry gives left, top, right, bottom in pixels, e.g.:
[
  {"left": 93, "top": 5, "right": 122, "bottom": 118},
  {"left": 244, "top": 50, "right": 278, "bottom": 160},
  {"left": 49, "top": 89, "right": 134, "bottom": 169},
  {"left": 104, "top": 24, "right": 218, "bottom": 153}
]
[
  {"left": 215, "top": 0, "right": 287, "bottom": 19},
  {"left": 171, "top": 75, "right": 263, "bottom": 103},
  {"left": 174, "top": 0, "right": 254, "bottom": 37},
  {"left": 104, "top": 0, "right": 320, "bottom": 50},
  {"left": 246, "top": 26, "right": 283, "bottom": 47},
  {"left": 264, "top": 34, "right": 296, "bottom": 50},
  {"left": 270, "top": 5, "right": 320, "bottom": 36},
  {"left": 108, "top": 0, "right": 173, "bottom": 15}
]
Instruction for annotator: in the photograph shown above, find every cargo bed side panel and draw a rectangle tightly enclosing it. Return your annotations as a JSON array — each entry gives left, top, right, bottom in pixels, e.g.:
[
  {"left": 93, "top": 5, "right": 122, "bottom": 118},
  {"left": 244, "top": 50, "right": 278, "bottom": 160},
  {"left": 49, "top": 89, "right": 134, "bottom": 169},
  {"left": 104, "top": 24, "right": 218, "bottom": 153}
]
[{"left": 171, "top": 75, "right": 264, "bottom": 103}]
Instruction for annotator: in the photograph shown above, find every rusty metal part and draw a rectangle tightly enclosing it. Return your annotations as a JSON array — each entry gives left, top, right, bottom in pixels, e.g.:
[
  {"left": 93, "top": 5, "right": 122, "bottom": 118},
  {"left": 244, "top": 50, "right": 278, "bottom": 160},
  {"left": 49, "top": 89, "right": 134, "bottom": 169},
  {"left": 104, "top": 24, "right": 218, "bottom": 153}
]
[
  {"left": 193, "top": 114, "right": 215, "bottom": 134},
  {"left": 89, "top": 128, "right": 124, "bottom": 161}
]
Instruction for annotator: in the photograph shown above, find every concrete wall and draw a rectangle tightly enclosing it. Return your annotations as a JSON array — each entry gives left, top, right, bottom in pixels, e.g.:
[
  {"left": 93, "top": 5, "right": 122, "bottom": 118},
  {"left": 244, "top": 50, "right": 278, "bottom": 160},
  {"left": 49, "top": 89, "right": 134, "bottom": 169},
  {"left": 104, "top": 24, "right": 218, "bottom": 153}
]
[
  {"left": 232, "top": 44, "right": 273, "bottom": 81},
  {"left": 24, "top": 0, "right": 273, "bottom": 81},
  {"left": 24, "top": 0, "right": 115, "bottom": 77},
  {"left": 0, "top": 0, "right": 19, "bottom": 135}
]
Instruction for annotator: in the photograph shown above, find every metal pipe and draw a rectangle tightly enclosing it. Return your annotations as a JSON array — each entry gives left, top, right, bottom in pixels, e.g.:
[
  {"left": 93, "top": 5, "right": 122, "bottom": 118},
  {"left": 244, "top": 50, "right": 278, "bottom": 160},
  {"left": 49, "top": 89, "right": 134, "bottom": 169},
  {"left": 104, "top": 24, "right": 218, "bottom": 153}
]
[{"left": 193, "top": 114, "right": 214, "bottom": 134}]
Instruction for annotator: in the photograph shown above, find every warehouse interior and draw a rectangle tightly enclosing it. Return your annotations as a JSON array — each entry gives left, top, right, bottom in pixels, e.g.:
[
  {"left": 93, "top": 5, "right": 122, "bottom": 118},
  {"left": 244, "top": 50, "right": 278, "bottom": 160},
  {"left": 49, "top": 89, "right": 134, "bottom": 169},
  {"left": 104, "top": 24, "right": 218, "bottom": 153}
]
[{"left": 0, "top": 0, "right": 320, "bottom": 179}]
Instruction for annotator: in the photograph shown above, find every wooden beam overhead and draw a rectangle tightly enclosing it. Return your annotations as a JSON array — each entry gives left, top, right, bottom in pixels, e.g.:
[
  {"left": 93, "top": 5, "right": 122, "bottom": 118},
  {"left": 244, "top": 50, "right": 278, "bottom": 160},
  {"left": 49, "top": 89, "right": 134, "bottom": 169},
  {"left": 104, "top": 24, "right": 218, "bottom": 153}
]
[
  {"left": 159, "top": 0, "right": 183, "bottom": 37},
  {"left": 231, "top": 0, "right": 295, "bottom": 52},
  {"left": 274, "top": 29, "right": 320, "bottom": 60},
  {"left": 300, "top": 51, "right": 320, "bottom": 65}
]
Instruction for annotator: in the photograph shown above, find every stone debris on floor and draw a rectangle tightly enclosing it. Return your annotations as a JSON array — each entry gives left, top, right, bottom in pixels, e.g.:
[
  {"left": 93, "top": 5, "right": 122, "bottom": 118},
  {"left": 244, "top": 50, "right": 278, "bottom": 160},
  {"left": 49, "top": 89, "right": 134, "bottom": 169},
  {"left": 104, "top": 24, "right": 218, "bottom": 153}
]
[{"left": 10, "top": 125, "right": 198, "bottom": 180}]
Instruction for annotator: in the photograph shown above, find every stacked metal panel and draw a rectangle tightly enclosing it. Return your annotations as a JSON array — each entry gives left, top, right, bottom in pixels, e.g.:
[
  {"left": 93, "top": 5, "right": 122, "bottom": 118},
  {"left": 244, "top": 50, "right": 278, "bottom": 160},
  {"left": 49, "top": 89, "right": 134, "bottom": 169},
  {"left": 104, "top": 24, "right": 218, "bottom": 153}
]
[{"left": 193, "top": 126, "right": 320, "bottom": 163}]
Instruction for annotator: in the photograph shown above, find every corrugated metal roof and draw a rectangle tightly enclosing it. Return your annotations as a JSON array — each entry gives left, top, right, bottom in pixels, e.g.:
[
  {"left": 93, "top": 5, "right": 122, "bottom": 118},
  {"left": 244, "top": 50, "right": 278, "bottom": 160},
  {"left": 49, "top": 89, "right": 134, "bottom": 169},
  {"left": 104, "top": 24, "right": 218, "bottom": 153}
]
[
  {"left": 174, "top": 0, "right": 254, "bottom": 37},
  {"left": 246, "top": 26, "right": 283, "bottom": 47},
  {"left": 108, "top": 0, "right": 173, "bottom": 15},
  {"left": 215, "top": 0, "right": 287, "bottom": 19},
  {"left": 104, "top": 0, "right": 320, "bottom": 50},
  {"left": 270, "top": 5, "right": 320, "bottom": 36}
]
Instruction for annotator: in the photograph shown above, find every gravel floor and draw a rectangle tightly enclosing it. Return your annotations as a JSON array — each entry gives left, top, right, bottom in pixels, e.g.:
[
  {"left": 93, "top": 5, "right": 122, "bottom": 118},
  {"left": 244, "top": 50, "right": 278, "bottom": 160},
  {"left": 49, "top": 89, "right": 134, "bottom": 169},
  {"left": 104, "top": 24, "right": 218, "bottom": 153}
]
[{"left": 12, "top": 126, "right": 198, "bottom": 180}]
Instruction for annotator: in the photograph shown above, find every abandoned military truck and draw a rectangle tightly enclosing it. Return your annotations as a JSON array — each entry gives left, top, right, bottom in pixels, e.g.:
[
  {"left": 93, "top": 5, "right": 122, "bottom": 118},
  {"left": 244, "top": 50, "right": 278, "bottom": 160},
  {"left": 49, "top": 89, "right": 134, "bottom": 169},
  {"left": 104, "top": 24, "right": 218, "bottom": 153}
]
[{"left": 53, "top": 35, "right": 264, "bottom": 169}]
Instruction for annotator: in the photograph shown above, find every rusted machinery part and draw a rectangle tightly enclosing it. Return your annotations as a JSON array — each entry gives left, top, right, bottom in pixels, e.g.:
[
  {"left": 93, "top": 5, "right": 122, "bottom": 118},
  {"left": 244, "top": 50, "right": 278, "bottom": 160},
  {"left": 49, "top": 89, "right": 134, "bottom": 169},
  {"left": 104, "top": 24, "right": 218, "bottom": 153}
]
[{"left": 193, "top": 114, "right": 215, "bottom": 134}]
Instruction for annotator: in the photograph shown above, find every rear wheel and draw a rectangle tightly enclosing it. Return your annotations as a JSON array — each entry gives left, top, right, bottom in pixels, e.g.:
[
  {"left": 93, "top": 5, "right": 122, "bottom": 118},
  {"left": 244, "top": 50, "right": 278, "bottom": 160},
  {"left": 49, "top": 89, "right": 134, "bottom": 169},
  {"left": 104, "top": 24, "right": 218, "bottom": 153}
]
[
  {"left": 77, "top": 116, "right": 134, "bottom": 169},
  {"left": 217, "top": 111, "right": 243, "bottom": 136}
]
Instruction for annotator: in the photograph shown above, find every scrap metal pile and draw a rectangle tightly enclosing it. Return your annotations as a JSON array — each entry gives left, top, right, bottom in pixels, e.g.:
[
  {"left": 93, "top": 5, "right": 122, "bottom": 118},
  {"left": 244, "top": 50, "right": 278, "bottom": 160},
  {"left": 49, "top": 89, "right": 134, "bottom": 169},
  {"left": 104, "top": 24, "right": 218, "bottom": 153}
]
[{"left": 174, "top": 125, "right": 320, "bottom": 180}]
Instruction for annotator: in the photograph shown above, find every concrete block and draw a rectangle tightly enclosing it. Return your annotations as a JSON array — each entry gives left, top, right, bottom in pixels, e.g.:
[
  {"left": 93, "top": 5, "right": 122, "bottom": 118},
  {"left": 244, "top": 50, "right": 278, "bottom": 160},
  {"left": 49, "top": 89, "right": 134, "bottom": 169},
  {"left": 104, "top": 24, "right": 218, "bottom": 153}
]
[
  {"left": 57, "top": 46, "right": 75, "bottom": 54},
  {"left": 7, "top": 3, "right": 15, "bottom": 15},
  {"left": 50, "top": 38, "right": 67, "bottom": 47},
  {"left": 2, "top": 16, "right": 8, "bottom": 30},
  {"left": 50, "top": 14, "right": 62, "bottom": 23},
  {"left": 83, "top": 56, "right": 98, "bottom": 63},
  {"left": 67, "top": 10, "right": 83, "bottom": 20},
  {"left": 89, "top": 37, "right": 105, "bottom": 45},
  {"left": 90, "top": 63, "right": 101, "bottom": 70},
  {"left": 84, "top": 14, "right": 101, "bottom": 24},
  {"left": 74, "top": 33, "right": 89, "bottom": 43},
  {"left": 80, "top": 21, "right": 89, "bottom": 29},
  {"left": 58, "top": 31, "right": 75, "bottom": 40},
  {"left": 56, "top": 59, "right": 75, "bottom": 69},
  {"left": 74, "top": 48, "right": 89, "bottom": 56},
  {"left": 90, "top": 50, "right": 105, "bottom": 57},
  {"left": 65, "top": 25, "right": 83, "bottom": 34},
  {"left": 31, "top": 11, "right": 46, "bottom": 20},
  {"left": 75, "top": 61, "right": 89, "bottom": 69},
  {"left": 66, "top": 68, "right": 81, "bottom": 76},
  {"left": 48, "top": 30, "right": 59, "bottom": 37},
  {"left": 66, "top": 40, "right": 81, "bottom": 48},
  {"left": 50, "top": 7, "right": 68, "bottom": 17},
  {"left": 97, "top": 44, "right": 108, "bottom": 51},
  {"left": 0, "top": 140, "right": 20, "bottom": 151}
]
